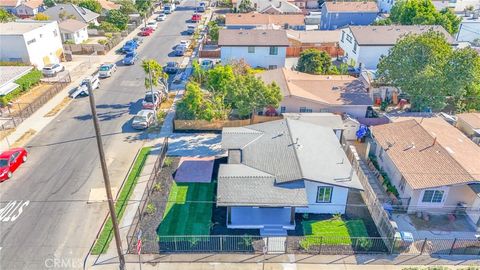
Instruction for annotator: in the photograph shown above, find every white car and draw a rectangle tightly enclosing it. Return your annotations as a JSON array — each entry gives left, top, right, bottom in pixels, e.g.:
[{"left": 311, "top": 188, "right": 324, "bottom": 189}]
[
  {"left": 131, "top": 110, "right": 155, "bottom": 130},
  {"left": 42, "top": 63, "right": 65, "bottom": 77},
  {"left": 179, "top": 40, "right": 191, "bottom": 48},
  {"left": 98, "top": 63, "right": 117, "bottom": 78},
  {"left": 147, "top": 21, "right": 158, "bottom": 30},
  {"left": 156, "top": 14, "right": 166, "bottom": 21}
]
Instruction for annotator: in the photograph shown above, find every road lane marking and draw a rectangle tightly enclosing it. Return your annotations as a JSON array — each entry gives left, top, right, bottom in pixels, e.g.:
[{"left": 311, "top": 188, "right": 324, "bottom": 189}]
[{"left": 0, "top": 200, "right": 30, "bottom": 222}]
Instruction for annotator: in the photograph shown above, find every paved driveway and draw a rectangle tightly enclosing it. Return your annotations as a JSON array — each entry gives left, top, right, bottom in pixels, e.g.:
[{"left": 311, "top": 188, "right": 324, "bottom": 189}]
[{"left": 167, "top": 133, "right": 222, "bottom": 157}]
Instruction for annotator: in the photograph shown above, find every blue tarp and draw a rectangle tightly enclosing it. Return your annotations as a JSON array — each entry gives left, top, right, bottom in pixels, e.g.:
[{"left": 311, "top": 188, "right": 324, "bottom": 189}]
[{"left": 356, "top": 124, "right": 368, "bottom": 139}]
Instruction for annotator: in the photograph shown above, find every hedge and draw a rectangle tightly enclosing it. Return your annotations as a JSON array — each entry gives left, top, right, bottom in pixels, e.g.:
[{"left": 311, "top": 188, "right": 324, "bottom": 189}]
[{"left": 0, "top": 69, "right": 43, "bottom": 106}]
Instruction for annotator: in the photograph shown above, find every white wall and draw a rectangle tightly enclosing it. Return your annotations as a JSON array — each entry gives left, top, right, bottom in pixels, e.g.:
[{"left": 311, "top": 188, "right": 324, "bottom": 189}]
[
  {"left": 63, "top": 27, "right": 89, "bottom": 44},
  {"left": 295, "top": 181, "right": 348, "bottom": 214},
  {"left": 0, "top": 21, "right": 63, "bottom": 69},
  {"left": 221, "top": 46, "right": 286, "bottom": 68}
]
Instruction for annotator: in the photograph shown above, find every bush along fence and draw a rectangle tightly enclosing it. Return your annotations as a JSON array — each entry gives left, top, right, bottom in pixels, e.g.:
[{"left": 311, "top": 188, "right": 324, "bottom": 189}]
[
  {"left": 0, "top": 73, "right": 71, "bottom": 131},
  {"left": 125, "top": 138, "right": 169, "bottom": 253},
  {"left": 128, "top": 235, "right": 479, "bottom": 256},
  {"left": 173, "top": 115, "right": 283, "bottom": 132}
]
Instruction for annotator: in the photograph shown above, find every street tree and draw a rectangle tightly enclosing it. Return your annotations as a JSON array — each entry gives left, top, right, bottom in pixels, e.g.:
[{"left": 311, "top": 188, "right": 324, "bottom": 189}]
[
  {"left": 33, "top": 13, "right": 50, "bottom": 20},
  {"left": 44, "top": 0, "right": 56, "bottom": 7},
  {"left": 0, "top": 9, "right": 16, "bottom": 22},
  {"left": 106, "top": 9, "right": 129, "bottom": 30},
  {"left": 79, "top": 0, "right": 102, "bottom": 13},
  {"left": 296, "top": 49, "right": 332, "bottom": 74},
  {"left": 238, "top": 0, "right": 254, "bottom": 13},
  {"left": 141, "top": 59, "right": 168, "bottom": 89},
  {"left": 377, "top": 31, "right": 480, "bottom": 111},
  {"left": 208, "top": 21, "right": 219, "bottom": 43}
]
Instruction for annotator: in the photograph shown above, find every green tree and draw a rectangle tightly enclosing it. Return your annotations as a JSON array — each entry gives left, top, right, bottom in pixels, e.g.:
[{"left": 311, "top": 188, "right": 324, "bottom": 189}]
[
  {"left": 98, "top": 21, "right": 120, "bottom": 32},
  {"left": 33, "top": 13, "right": 50, "bottom": 20},
  {"left": 0, "top": 9, "right": 16, "bottom": 23},
  {"left": 106, "top": 9, "right": 129, "bottom": 30},
  {"left": 296, "top": 49, "right": 332, "bottom": 74},
  {"left": 118, "top": 0, "right": 137, "bottom": 14},
  {"left": 377, "top": 31, "right": 480, "bottom": 111},
  {"left": 238, "top": 0, "right": 253, "bottom": 13},
  {"left": 176, "top": 83, "right": 217, "bottom": 121},
  {"left": 232, "top": 74, "right": 282, "bottom": 118},
  {"left": 389, "top": 0, "right": 461, "bottom": 34},
  {"left": 135, "top": 0, "right": 152, "bottom": 15},
  {"left": 79, "top": 0, "right": 102, "bottom": 13},
  {"left": 192, "top": 60, "right": 207, "bottom": 85},
  {"left": 208, "top": 21, "right": 219, "bottom": 43},
  {"left": 141, "top": 59, "right": 168, "bottom": 89},
  {"left": 206, "top": 65, "right": 235, "bottom": 100},
  {"left": 44, "top": 0, "right": 56, "bottom": 7}
]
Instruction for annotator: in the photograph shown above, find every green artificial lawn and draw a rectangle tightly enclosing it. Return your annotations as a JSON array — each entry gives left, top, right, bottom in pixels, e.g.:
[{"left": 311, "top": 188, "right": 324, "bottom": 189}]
[
  {"left": 91, "top": 147, "right": 151, "bottom": 255},
  {"left": 301, "top": 216, "right": 369, "bottom": 248},
  {"left": 157, "top": 181, "right": 215, "bottom": 236}
]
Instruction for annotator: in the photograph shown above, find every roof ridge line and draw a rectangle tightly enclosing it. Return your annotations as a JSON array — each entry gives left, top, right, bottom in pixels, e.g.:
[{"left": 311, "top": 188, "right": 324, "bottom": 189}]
[{"left": 285, "top": 118, "right": 305, "bottom": 180}]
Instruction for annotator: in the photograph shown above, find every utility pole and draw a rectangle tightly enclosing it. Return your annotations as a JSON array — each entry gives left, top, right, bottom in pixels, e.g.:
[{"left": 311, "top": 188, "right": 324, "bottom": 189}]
[
  {"left": 87, "top": 83, "right": 126, "bottom": 270},
  {"left": 147, "top": 63, "right": 157, "bottom": 124}
]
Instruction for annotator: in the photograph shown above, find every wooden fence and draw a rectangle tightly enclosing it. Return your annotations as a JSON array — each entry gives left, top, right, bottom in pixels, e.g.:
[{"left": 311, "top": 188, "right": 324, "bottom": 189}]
[
  {"left": 174, "top": 115, "right": 283, "bottom": 132},
  {"left": 286, "top": 46, "right": 344, "bottom": 58}
]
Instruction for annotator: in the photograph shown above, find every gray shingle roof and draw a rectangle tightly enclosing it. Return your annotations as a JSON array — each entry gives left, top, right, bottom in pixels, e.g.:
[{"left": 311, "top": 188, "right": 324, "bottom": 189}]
[
  {"left": 218, "top": 119, "right": 363, "bottom": 206},
  {"left": 44, "top": 4, "right": 99, "bottom": 23},
  {"left": 282, "top": 113, "right": 344, "bottom": 130}
]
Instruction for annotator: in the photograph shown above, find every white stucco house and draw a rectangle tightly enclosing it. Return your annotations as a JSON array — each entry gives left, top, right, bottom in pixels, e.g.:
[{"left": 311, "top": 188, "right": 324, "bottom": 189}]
[
  {"left": 371, "top": 117, "right": 480, "bottom": 228},
  {"left": 218, "top": 29, "right": 289, "bottom": 69},
  {"left": 0, "top": 20, "right": 64, "bottom": 69},
  {"left": 58, "top": 19, "right": 89, "bottom": 44},
  {"left": 339, "top": 25, "right": 455, "bottom": 70},
  {"left": 217, "top": 119, "right": 363, "bottom": 235},
  {"left": 259, "top": 68, "right": 373, "bottom": 118}
]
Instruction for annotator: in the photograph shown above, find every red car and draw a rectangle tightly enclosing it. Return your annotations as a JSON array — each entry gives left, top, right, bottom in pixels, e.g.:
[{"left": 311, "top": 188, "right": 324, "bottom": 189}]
[
  {"left": 0, "top": 147, "right": 28, "bottom": 181},
  {"left": 191, "top": 14, "right": 201, "bottom": 22},
  {"left": 139, "top": 27, "right": 154, "bottom": 36}
]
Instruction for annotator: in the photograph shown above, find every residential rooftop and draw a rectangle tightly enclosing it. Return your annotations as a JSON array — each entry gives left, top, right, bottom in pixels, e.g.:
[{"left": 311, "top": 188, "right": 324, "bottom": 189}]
[
  {"left": 44, "top": 3, "right": 100, "bottom": 23},
  {"left": 287, "top": 29, "right": 341, "bottom": 44},
  {"left": 259, "top": 68, "right": 372, "bottom": 106},
  {"left": 324, "top": 1, "right": 379, "bottom": 12},
  {"left": 348, "top": 25, "right": 455, "bottom": 46},
  {"left": 0, "top": 66, "right": 33, "bottom": 96},
  {"left": 225, "top": 12, "right": 305, "bottom": 26},
  {"left": 218, "top": 29, "right": 289, "bottom": 46},
  {"left": 0, "top": 21, "right": 54, "bottom": 35},
  {"left": 282, "top": 113, "right": 344, "bottom": 130},
  {"left": 58, "top": 19, "right": 87, "bottom": 33},
  {"left": 457, "top": 113, "right": 480, "bottom": 130},
  {"left": 371, "top": 119, "right": 476, "bottom": 189}
]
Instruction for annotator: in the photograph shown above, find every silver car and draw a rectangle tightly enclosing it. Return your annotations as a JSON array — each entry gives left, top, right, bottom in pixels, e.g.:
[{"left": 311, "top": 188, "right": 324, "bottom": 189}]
[
  {"left": 98, "top": 63, "right": 117, "bottom": 78},
  {"left": 42, "top": 63, "right": 65, "bottom": 77},
  {"left": 131, "top": 110, "right": 155, "bottom": 130}
]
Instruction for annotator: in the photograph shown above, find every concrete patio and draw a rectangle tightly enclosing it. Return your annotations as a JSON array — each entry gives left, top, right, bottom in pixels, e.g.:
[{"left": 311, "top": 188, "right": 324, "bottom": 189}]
[{"left": 174, "top": 156, "right": 215, "bottom": 183}]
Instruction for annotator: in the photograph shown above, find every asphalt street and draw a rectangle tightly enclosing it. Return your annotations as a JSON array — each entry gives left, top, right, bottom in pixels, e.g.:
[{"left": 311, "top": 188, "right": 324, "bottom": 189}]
[{"left": 0, "top": 1, "right": 197, "bottom": 269}]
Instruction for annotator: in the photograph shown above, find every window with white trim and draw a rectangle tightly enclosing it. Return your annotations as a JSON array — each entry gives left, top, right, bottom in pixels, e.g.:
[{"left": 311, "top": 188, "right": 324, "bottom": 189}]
[
  {"left": 248, "top": 46, "right": 255, "bottom": 53},
  {"left": 316, "top": 186, "right": 333, "bottom": 203},
  {"left": 422, "top": 190, "right": 444, "bottom": 203}
]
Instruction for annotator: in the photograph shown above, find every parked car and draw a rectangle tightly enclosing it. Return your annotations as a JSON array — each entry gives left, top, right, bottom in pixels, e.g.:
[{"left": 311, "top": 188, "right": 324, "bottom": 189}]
[
  {"left": 0, "top": 147, "right": 28, "bottom": 181},
  {"left": 139, "top": 27, "right": 154, "bottom": 36},
  {"left": 164, "top": 61, "right": 179, "bottom": 73},
  {"left": 98, "top": 63, "right": 117, "bottom": 78},
  {"left": 132, "top": 37, "right": 144, "bottom": 46},
  {"left": 122, "top": 40, "right": 138, "bottom": 53},
  {"left": 156, "top": 14, "right": 166, "bottom": 21},
  {"left": 196, "top": 3, "right": 205, "bottom": 12},
  {"left": 131, "top": 110, "right": 155, "bottom": 130},
  {"left": 200, "top": 59, "right": 214, "bottom": 70},
  {"left": 191, "top": 14, "right": 201, "bottom": 22},
  {"left": 42, "top": 63, "right": 65, "bottom": 77},
  {"left": 142, "top": 91, "right": 162, "bottom": 109},
  {"left": 186, "top": 25, "right": 195, "bottom": 35},
  {"left": 179, "top": 40, "right": 191, "bottom": 48},
  {"left": 147, "top": 21, "right": 158, "bottom": 30},
  {"left": 164, "top": 4, "right": 173, "bottom": 14},
  {"left": 70, "top": 74, "right": 100, "bottom": 98},
  {"left": 123, "top": 51, "right": 138, "bottom": 65},
  {"left": 174, "top": 45, "right": 186, "bottom": 56}
]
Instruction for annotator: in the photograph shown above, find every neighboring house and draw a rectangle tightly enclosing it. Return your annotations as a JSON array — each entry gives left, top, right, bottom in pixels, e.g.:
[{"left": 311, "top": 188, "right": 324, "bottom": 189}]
[
  {"left": 456, "top": 14, "right": 480, "bottom": 43},
  {"left": 456, "top": 113, "right": 480, "bottom": 145},
  {"left": 340, "top": 25, "right": 455, "bottom": 69},
  {"left": 58, "top": 19, "right": 88, "bottom": 44},
  {"left": 0, "top": 20, "right": 63, "bottom": 69},
  {"left": 218, "top": 29, "right": 289, "bottom": 69},
  {"left": 286, "top": 29, "right": 343, "bottom": 57},
  {"left": 282, "top": 112, "right": 345, "bottom": 140},
  {"left": 259, "top": 68, "right": 373, "bottom": 118},
  {"left": 371, "top": 118, "right": 480, "bottom": 227},
  {"left": 0, "top": 66, "right": 33, "bottom": 97},
  {"left": 15, "top": 0, "right": 45, "bottom": 18},
  {"left": 0, "top": 0, "right": 21, "bottom": 13},
  {"left": 287, "top": 0, "right": 318, "bottom": 9},
  {"left": 44, "top": 3, "right": 100, "bottom": 25},
  {"left": 320, "top": 1, "right": 379, "bottom": 30},
  {"left": 235, "top": 0, "right": 302, "bottom": 14},
  {"left": 217, "top": 119, "right": 363, "bottom": 235},
  {"left": 225, "top": 12, "right": 305, "bottom": 30}
]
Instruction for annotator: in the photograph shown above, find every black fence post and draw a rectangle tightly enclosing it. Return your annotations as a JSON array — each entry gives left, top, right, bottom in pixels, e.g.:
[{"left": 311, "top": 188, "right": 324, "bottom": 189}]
[
  {"left": 420, "top": 238, "right": 428, "bottom": 255},
  {"left": 449, "top": 238, "right": 457, "bottom": 255},
  {"left": 318, "top": 236, "right": 323, "bottom": 254}
]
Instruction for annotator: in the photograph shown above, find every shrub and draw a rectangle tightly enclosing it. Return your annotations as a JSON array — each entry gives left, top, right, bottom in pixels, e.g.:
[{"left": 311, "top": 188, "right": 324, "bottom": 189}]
[
  {"left": 98, "top": 39, "right": 108, "bottom": 45},
  {"left": 163, "top": 157, "right": 173, "bottom": 167},
  {"left": 15, "top": 69, "right": 42, "bottom": 91},
  {"left": 145, "top": 202, "right": 156, "bottom": 215},
  {"left": 153, "top": 182, "right": 162, "bottom": 193}
]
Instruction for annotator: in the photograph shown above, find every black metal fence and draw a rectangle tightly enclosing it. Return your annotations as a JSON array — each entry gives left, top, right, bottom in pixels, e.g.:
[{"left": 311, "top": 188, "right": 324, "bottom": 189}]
[
  {"left": 126, "top": 138, "right": 169, "bottom": 252},
  {"left": 129, "top": 235, "right": 480, "bottom": 256},
  {"left": 0, "top": 74, "right": 71, "bottom": 131}
]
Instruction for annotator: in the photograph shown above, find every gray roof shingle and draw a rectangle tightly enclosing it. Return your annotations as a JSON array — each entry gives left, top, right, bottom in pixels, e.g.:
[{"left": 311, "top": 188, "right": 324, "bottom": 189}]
[{"left": 44, "top": 4, "right": 99, "bottom": 23}]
